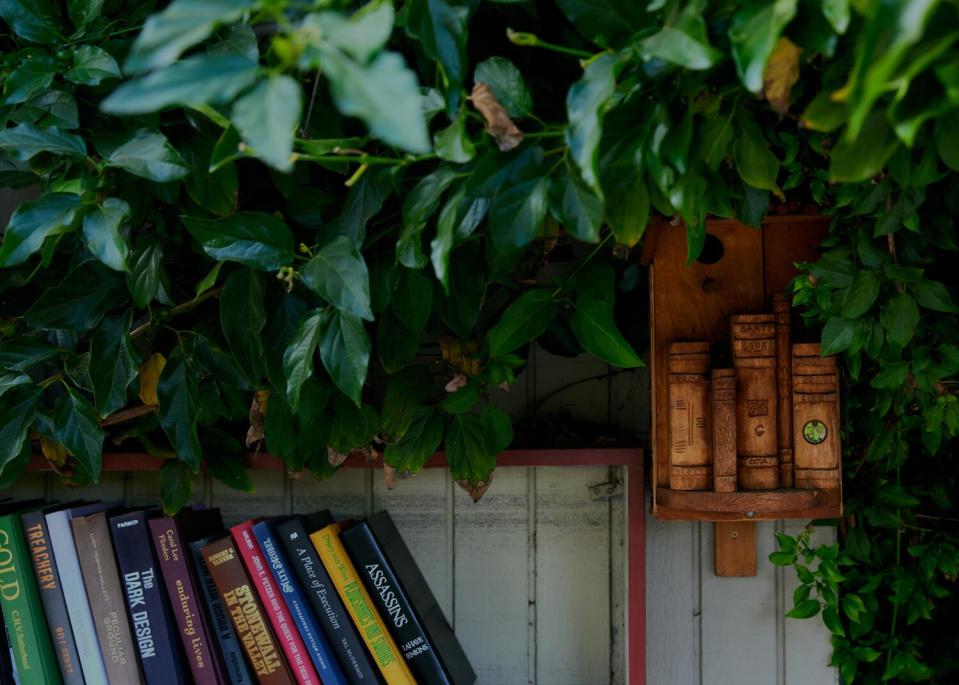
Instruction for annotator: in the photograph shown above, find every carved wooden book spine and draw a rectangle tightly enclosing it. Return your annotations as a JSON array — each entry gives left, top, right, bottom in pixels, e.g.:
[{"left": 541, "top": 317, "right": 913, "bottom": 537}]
[
  {"left": 668, "top": 342, "right": 712, "bottom": 491},
  {"left": 792, "top": 343, "right": 841, "bottom": 489},
  {"left": 731, "top": 314, "right": 779, "bottom": 490},
  {"left": 711, "top": 369, "right": 737, "bottom": 493},
  {"left": 774, "top": 295, "right": 794, "bottom": 487}
]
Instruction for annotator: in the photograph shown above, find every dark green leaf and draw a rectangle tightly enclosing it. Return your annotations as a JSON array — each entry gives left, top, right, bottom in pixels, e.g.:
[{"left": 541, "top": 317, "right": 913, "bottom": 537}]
[
  {"left": 157, "top": 358, "right": 202, "bottom": 469},
  {"left": 206, "top": 450, "right": 255, "bottom": 493},
  {"left": 0, "top": 0, "right": 61, "bottom": 43},
  {"left": 639, "top": 7, "right": 722, "bottom": 70},
  {"left": 482, "top": 403, "right": 513, "bottom": 453},
  {"left": 0, "top": 124, "right": 86, "bottom": 161},
  {"left": 0, "top": 387, "right": 41, "bottom": 486},
  {"left": 82, "top": 198, "right": 130, "bottom": 272},
  {"left": 3, "top": 57, "right": 56, "bottom": 104},
  {"left": 0, "top": 372, "right": 31, "bottom": 402},
  {"left": 566, "top": 53, "right": 619, "bottom": 196},
  {"left": 488, "top": 174, "right": 548, "bottom": 251},
  {"left": 65, "top": 45, "right": 121, "bottom": 86},
  {"left": 555, "top": 0, "right": 649, "bottom": 45},
  {"left": 319, "top": 311, "right": 370, "bottom": 406},
  {"left": 571, "top": 295, "right": 643, "bottom": 368},
  {"left": 264, "top": 391, "right": 297, "bottom": 465},
  {"left": 734, "top": 122, "right": 783, "bottom": 199},
  {"left": 935, "top": 113, "right": 959, "bottom": 171},
  {"left": 474, "top": 57, "right": 533, "bottom": 117},
  {"left": 0, "top": 193, "right": 80, "bottom": 267},
  {"left": 0, "top": 337, "right": 65, "bottom": 372},
  {"left": 441, "top": 380, "right": 481, "bottom": 415},
  {"left": 106, "top": 130, "right": 190, "bottom": 183},
  {"left": 25, "top": 271, "right": 124, "bottom": 332},
  {"left": 125, "top": 0, "right": 253, "bottom": 72},
  {"left": 446, "top": 413, "right": 496, "bottom": 491},
  {"left": 283, "top": 309, "right": 326, "bottom": 411},
  {"left": 841, "top": 270, "right": 881, "bottom": 318},
  {"left": 301, "top": 236, "right": 373, "bottom": 320},
  {"left": 406, "top": 0, "right": 467, "bottom": 90},
  {"left": 607, "top": 178, "right": 650, "bottom": 247},
  {"left": 880, "top": 293, "right": 920, "bottom": 347},
  {"left": 15, "top": 90, "right": 79, "bottom": 130},
  {"left": 54, "top": 386, "right": 104, "bottom": 483},
  {"left": 220, "top": 268, "right": 267, "bottom": 382},
  {"left": 231, "top": 75, "right": 302, "bottom": 172},
  {"left": 384, "top": 406, "right": 444, "bottom": 475},
  {"left": 321, "top": 49, "right": 430, "bottom": 154},
  {"left": 915, "top": 279, "right": 957, "bottom": 312},
  {"left": 488, "top": 289, "right": 557, "bottom": 357},
  {"left": 102, "top": 54, "right": 257, "bottom": 115},
  {"left": 821, "top": 316, "right": 856, "bottom": 355},
  {"left": 800, "top": 91, "right": 848, "bottom": 132},
  {"left": 785, "top": 599, "right": 821, "bottom": 619},
  {"left": 433, "top": 108, "right": 476, "bottom": 163},
  {"left": 377, "top": 315, "right": 419, "bottom": 374},
  {"left": 183, "top": 212, "right": 294, "bottom": 271},
  {"left": 126, "top": 235, "right": 162, "bottom": 308},
  {"left": 392, "top": 267, "right": 433, "bottom": 332},
  {"left": 549, "top": 170, "right": 603, "bottom": 243},
  {"left": 381, "top": 365, "right": 433, "bottom": 441},
  {"left": 159, "top": 460, "right": 195, "bottom": 514},
  {"left": 728, "top": 0, "right": 798, "bottom": 93},
  {"left": 89, "top": 313, "right": 137, "bottom": 417},
  {"left": 829, "top": 112, "right": 897, "bottom": 183},
  {"left": 398, "top": 168, "right": 458, "bottom": 269}
]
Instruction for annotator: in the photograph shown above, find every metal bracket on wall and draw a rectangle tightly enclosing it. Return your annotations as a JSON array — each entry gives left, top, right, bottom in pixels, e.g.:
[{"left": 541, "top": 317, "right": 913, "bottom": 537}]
[{"left": 588, "top": 479, "right": 624, "bottom": 500}]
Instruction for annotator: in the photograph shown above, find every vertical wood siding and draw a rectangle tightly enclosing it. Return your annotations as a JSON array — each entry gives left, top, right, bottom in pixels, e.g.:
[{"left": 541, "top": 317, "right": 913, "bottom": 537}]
[{"left": 8, "top": 330, "right": 836, "bottom": 684}]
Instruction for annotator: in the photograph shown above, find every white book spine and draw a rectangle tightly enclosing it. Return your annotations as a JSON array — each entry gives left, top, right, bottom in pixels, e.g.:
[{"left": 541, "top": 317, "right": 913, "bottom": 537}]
[{"left": 45, "top": 510, "right": 110, "bottom": 685}]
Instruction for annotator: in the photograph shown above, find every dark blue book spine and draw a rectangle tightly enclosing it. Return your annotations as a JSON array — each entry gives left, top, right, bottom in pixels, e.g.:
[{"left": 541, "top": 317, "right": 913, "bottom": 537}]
[
  {"left": 187, "top": 538, "right": 255, "bottom": 685},
  {"left": 20, "top": 510, "right": 84, "bottom": 685},
  {"left": 109, "top": 511, "right": 189, "bottom": 685},
  {"left": 341, "top": 522, "right": 451, "bottom": 685},
  {"left": 276, "top": 517, "right": 382, "bottom": 685},
  {"left": 252, "top": 520, "right": 349, "bottom": 685}
]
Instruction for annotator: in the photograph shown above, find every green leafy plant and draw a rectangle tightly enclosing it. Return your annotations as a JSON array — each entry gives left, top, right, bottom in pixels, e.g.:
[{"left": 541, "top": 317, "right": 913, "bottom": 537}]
[{"left": 1, "top": 0, "right": 958, "bottom": 680}]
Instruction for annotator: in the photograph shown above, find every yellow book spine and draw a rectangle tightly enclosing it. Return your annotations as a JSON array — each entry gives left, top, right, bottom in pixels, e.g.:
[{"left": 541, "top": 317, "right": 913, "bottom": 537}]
[{"left": 310, "top": 524, "right": 417, "bottom": 685}]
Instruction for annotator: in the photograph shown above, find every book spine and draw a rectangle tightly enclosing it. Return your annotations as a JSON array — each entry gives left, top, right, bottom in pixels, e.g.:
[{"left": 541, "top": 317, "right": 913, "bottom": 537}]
[
  {"left": 148, "top": 517, "right": 219, "bottom": 685},
  {"left": 200, "top": 537, "right": 294, "bottom": 685},
  {"left": 232, "top": 522, "right": 321, "bottom": 685},
  {"left": 667, "top": 341, "right": 712, "bottom": 490},
  {"left": 0, "top": 514, "right": 62, "bottom": 685},
  {"left": 731, "top": 314, "right": 780, "bottom": 489},
  {"left": 72, "top": 512, "right": 144, "bottom": 685},
  {"left": 277, "top": 519, "right": 381, "bottom": 685},
  {"left": 368, "top": 512, "right": 475, "bottom": 685},
  {"left": 253, "top": 522, "right": 349, "bottom": 685},
  {"left": 710, "top": 369, "right": 737, "bottom": 493},
  {"left": 792, "top": 343, "right": 841, "bottom": 489},
  {"left": 310, "top": 524, "right": 417, "bottom": 685},
  {"left": 110, "top": 512, "right": 189, "bottom": 685},
  {"left": 20, "top": 511, "right": 84, "bottom": 685},
  {"left": 189, "top": 539, "right": 256, "bottom": 685},
  {"left": 46, "top": 510, "right": 110, "bottom": 685},
  {"left": 774, "top": 294, "right": 794, "bottom": 487},
  {"left": 341, "top": 523, "right": 451, "bottom": 685}
]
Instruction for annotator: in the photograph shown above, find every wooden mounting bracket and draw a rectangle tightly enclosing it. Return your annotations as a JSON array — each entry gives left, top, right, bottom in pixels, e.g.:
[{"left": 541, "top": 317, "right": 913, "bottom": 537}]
[{"left": 714, "top": 521, "right": 757, "bottom": 576}]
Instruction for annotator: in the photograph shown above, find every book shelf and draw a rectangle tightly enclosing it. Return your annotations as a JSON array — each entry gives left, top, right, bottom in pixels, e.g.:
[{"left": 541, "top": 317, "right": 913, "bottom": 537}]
[{"left": 28, "top": 447, "right": 647, "bottom": 685}]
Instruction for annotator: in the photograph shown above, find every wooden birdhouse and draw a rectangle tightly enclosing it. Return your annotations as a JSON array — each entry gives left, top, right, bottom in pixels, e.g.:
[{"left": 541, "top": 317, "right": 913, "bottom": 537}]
[{"left": 642, "top": 214, "right": 843, "bottom": 576}]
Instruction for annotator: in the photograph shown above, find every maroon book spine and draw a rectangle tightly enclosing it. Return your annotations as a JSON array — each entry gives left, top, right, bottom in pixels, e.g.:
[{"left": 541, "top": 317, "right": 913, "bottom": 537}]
[{"left": 148, "top": 517, "right": 221, "bottom": 685}]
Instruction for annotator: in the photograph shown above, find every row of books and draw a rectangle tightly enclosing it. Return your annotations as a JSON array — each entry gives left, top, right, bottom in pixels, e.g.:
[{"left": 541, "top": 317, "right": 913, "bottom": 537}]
[{"left": 0, "top": 498, "right": 475, "bottom": 685}]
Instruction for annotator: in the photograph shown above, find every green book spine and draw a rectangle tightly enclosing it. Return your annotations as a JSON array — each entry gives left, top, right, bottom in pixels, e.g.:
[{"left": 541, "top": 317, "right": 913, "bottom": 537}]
[{"left": 0, "top": 513, "right": 63, "bottom": 685}]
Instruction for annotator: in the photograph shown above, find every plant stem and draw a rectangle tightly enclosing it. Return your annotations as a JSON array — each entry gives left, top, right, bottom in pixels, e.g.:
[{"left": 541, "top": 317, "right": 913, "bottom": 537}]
[
  {"left": 296, "top": 152, "right": 437, "bottom": 166},
  {"left": 38, "top": 374, "right": 62, "bottom": 390}
]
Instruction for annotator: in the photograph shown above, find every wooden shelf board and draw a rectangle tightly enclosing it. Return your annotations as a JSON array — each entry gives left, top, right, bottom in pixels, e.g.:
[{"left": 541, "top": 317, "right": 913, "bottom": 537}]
[
  {"left": 26, "top": 447, "right": 644, "bottom": 473},
  {"left": 655, "top": 487, "right": 841, "bottom": 522}
]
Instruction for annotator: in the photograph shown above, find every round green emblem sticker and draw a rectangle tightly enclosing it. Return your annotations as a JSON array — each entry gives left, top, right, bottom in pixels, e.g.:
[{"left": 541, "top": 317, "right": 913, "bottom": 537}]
[{"left": 802, "top": 419, "right": 828, "bottom": 445}]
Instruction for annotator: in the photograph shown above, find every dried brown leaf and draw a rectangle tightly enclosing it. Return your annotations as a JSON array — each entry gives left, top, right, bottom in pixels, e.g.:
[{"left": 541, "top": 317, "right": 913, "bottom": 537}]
[
  {"left": 457, "top": 472, "right": 493, "bottom": 503},
  {"left": 138, "top": 352, "right": 167, "bottom": 406},
  {"left": 40, "top": 435, "right": 69, "bottom": 469},
  {"left": 469, "top": 82, "right": 524, "bottom": 151},
  {"left": 763, "top": 37, "right": 802, "bottom": 115},
  {"left": 327, "top": 446, "right": 349, "bottom": 467},
  {"left": 246, "top": 390, "right": 269, "bottom": 447},
  {"left": 444, "top": 372, "right": 468, "bottom": 393}
]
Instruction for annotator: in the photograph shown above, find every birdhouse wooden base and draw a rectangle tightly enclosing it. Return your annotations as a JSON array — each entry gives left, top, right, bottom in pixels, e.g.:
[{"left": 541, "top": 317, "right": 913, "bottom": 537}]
[{"left": 643, "top": 214, "right": 843, "bottom": 576}]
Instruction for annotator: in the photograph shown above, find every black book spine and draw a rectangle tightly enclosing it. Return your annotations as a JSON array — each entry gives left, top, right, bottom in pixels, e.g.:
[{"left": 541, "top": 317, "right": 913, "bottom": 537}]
[
  {"left": 109, "top": 511, "right": 190, "bottom": 685},
  {"left": 20, "top": 510, "right": 84, "bottom": 685},
  {"left": 188, "top": 538, "right": 255, "bottom": 685},
  {"left": 340, "top": 522, "right": 451, "bottom": 685},
  {"left": 368, "top": 511, "right": 475, "bottom": 685},
  {"left": 275, "top": 517, "right": 382, "bottom": 685}
]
